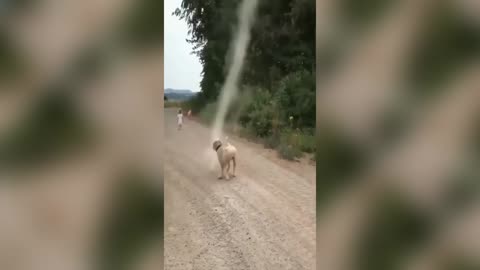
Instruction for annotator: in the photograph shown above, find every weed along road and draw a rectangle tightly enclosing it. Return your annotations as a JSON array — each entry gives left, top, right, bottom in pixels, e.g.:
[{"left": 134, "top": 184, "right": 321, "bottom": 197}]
[{"left": 164, "top": 108, "right": 316, "bottom": 270}]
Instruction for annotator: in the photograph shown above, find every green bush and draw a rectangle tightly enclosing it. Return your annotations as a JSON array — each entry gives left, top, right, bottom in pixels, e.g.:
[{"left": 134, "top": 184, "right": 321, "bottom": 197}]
[
  {"left": 263, "top": 133, "right": 281, "bottom": 149},
  {"left": 298, "top": 132, "right": 316, "bottom": 153},
  {"left": 96, "top": 169, "right": 163, "bottom": 270},
  {"left": 355, "top": 191, "right": 433, "bottom": 270},
  {"left": 275, "top": 130, "right": 304, "bottom": 160},
  {"left": 277, "top": 143, "right": 303, "bottom": 161},
  {"left": 239, "top": 87, "right": 278, "bottom": 138},
  {"left": 275, "top": 70, "right": 315, "bottom": 129},
  {"left": 0, "top": 90, "right": 93, "bottom": 170},
  {"left": 0, "top": 29, "right": 25, "bottom": 82}
]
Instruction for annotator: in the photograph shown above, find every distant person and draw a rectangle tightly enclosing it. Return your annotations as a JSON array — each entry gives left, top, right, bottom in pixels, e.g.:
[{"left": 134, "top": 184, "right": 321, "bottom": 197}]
[
  {"left": 187, "top": 109, "right": 192, "bottom": 118},
  {"left": 177, "top": 109, "right": 183, "bottom": 130}
]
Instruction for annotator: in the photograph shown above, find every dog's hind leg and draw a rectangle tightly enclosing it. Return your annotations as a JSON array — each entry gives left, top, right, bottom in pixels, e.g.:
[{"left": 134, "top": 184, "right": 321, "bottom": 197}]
[
  {"left": 218, "top": 166, "right": 223, "bottom": 179},
  {"left": 232, "top": 156, "right": 236, "bottom": 177},
  {"left": 226, "top": 162, "right": 231, "bottom": 179},
  {"left": 218, "top": 164, "right": 225, "bottom": 179}
]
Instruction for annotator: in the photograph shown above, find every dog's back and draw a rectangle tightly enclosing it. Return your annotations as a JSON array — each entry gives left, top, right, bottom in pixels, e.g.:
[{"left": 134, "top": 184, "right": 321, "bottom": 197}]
[
  {"left": 222, "top": 137, "right": 236, "bottom": 163},
  {"left": 224, "top": 144, "right": 236, "bottom": 155},
  {"left": 224, "top": 137, "right": 236, "bottom": 153},
  {"left": 222, "top": 145, "right": 235, "bottom": 160}
]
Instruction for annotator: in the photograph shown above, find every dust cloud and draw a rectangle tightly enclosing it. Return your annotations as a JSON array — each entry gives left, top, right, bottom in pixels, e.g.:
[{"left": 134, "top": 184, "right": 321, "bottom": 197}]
[{"left": 210, "top": 0, "right": 259, "bottom": 142}]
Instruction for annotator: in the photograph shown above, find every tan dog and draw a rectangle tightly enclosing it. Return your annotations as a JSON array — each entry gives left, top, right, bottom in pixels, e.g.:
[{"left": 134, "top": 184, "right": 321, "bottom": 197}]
[{"left": 212, "top": 138, "right": 237, "bottom": 179}]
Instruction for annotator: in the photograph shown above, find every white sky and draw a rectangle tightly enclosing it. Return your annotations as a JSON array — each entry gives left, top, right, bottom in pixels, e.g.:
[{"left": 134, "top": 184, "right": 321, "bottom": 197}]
[{"left": 164, "top": 0, "right": 203, "bottom": 92}]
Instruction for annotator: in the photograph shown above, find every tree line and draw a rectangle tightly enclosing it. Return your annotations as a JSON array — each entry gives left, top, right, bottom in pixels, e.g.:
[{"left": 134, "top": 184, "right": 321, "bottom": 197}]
[{"left": 175, "top": 0, "right": 316, "bottom": 159}]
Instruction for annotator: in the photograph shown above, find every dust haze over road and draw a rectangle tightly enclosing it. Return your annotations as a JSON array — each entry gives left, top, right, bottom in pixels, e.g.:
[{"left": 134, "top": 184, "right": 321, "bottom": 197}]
[{"left": 164, "top": 108, "right": 316, "bottom": 270}]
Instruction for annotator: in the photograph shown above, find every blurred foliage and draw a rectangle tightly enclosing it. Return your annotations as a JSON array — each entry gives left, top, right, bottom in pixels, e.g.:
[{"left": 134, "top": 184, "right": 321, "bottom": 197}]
[
  {"left": 316, "top": 0, "right": 480, "bottom": 197},
  {"left": 316, "top": 0, "right": 398, "bottom": 80},
  {"left": 96, "top": 169, "right": 163, "bottom": 270},
  {"left": 355, "top": 191, "right": 434, "bottom": 270},
  {"left": 442, "top": 121, "right": 480, "bottom": 215},
  {"left": 0, "top": 1, "right": 165, "bottom": 268},
  {"left": 67, "top": 44, "right": 110, "bottom": 83},
  {"left": 0, "top": 0, "right": 37, "bottom": 15},
  {"left": 316, "top": 123, "right": 369, "bottom": 208},
  {"left": 0, "top": 88, "right": 93, "bottom": 170},
  {"left": 337, "top": 0, "right": 397, "bottom": 32},
  {"left": 314, "top": 2, "right": 480, "bottom": 266},
  {"left": 0, "top": 28, "right": 25, "bottom": 82},
  {"left": 121, "top": 0, "right": 164, "bottom": 49},
  {"left": 408, "top": 1, "right": 480, "bottom": 98},
  {"left": 443, "top": 164, "right": 480, "bottom": 216},
  {"left": 442, "top": 256, "right": 480, "bottom": 270},
  {"left": 376, "top": 101, "right": 413, "bottom": 147}
]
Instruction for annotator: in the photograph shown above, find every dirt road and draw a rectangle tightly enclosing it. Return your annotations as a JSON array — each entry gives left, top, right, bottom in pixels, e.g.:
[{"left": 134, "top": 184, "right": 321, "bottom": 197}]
[{"left": 164, "top": 108, "right": 316, "bottom": 270}]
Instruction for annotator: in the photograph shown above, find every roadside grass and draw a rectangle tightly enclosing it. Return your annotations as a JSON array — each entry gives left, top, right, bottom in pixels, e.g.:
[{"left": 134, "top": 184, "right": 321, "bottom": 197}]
[{"left": 164, "top": 101, "right": 183, "bottom": 108}]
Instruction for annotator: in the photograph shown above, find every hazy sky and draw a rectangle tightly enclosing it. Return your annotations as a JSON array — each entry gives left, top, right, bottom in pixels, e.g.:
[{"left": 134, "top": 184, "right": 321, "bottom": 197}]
[{"left": 165, "top": 0, "right": 202, "bottom": 92}]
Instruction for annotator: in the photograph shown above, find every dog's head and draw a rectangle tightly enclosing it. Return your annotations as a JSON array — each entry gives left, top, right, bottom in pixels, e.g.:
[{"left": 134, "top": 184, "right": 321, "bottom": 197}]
[{"left": 212, "top": 139, "right": 222, "bottom": 152}]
